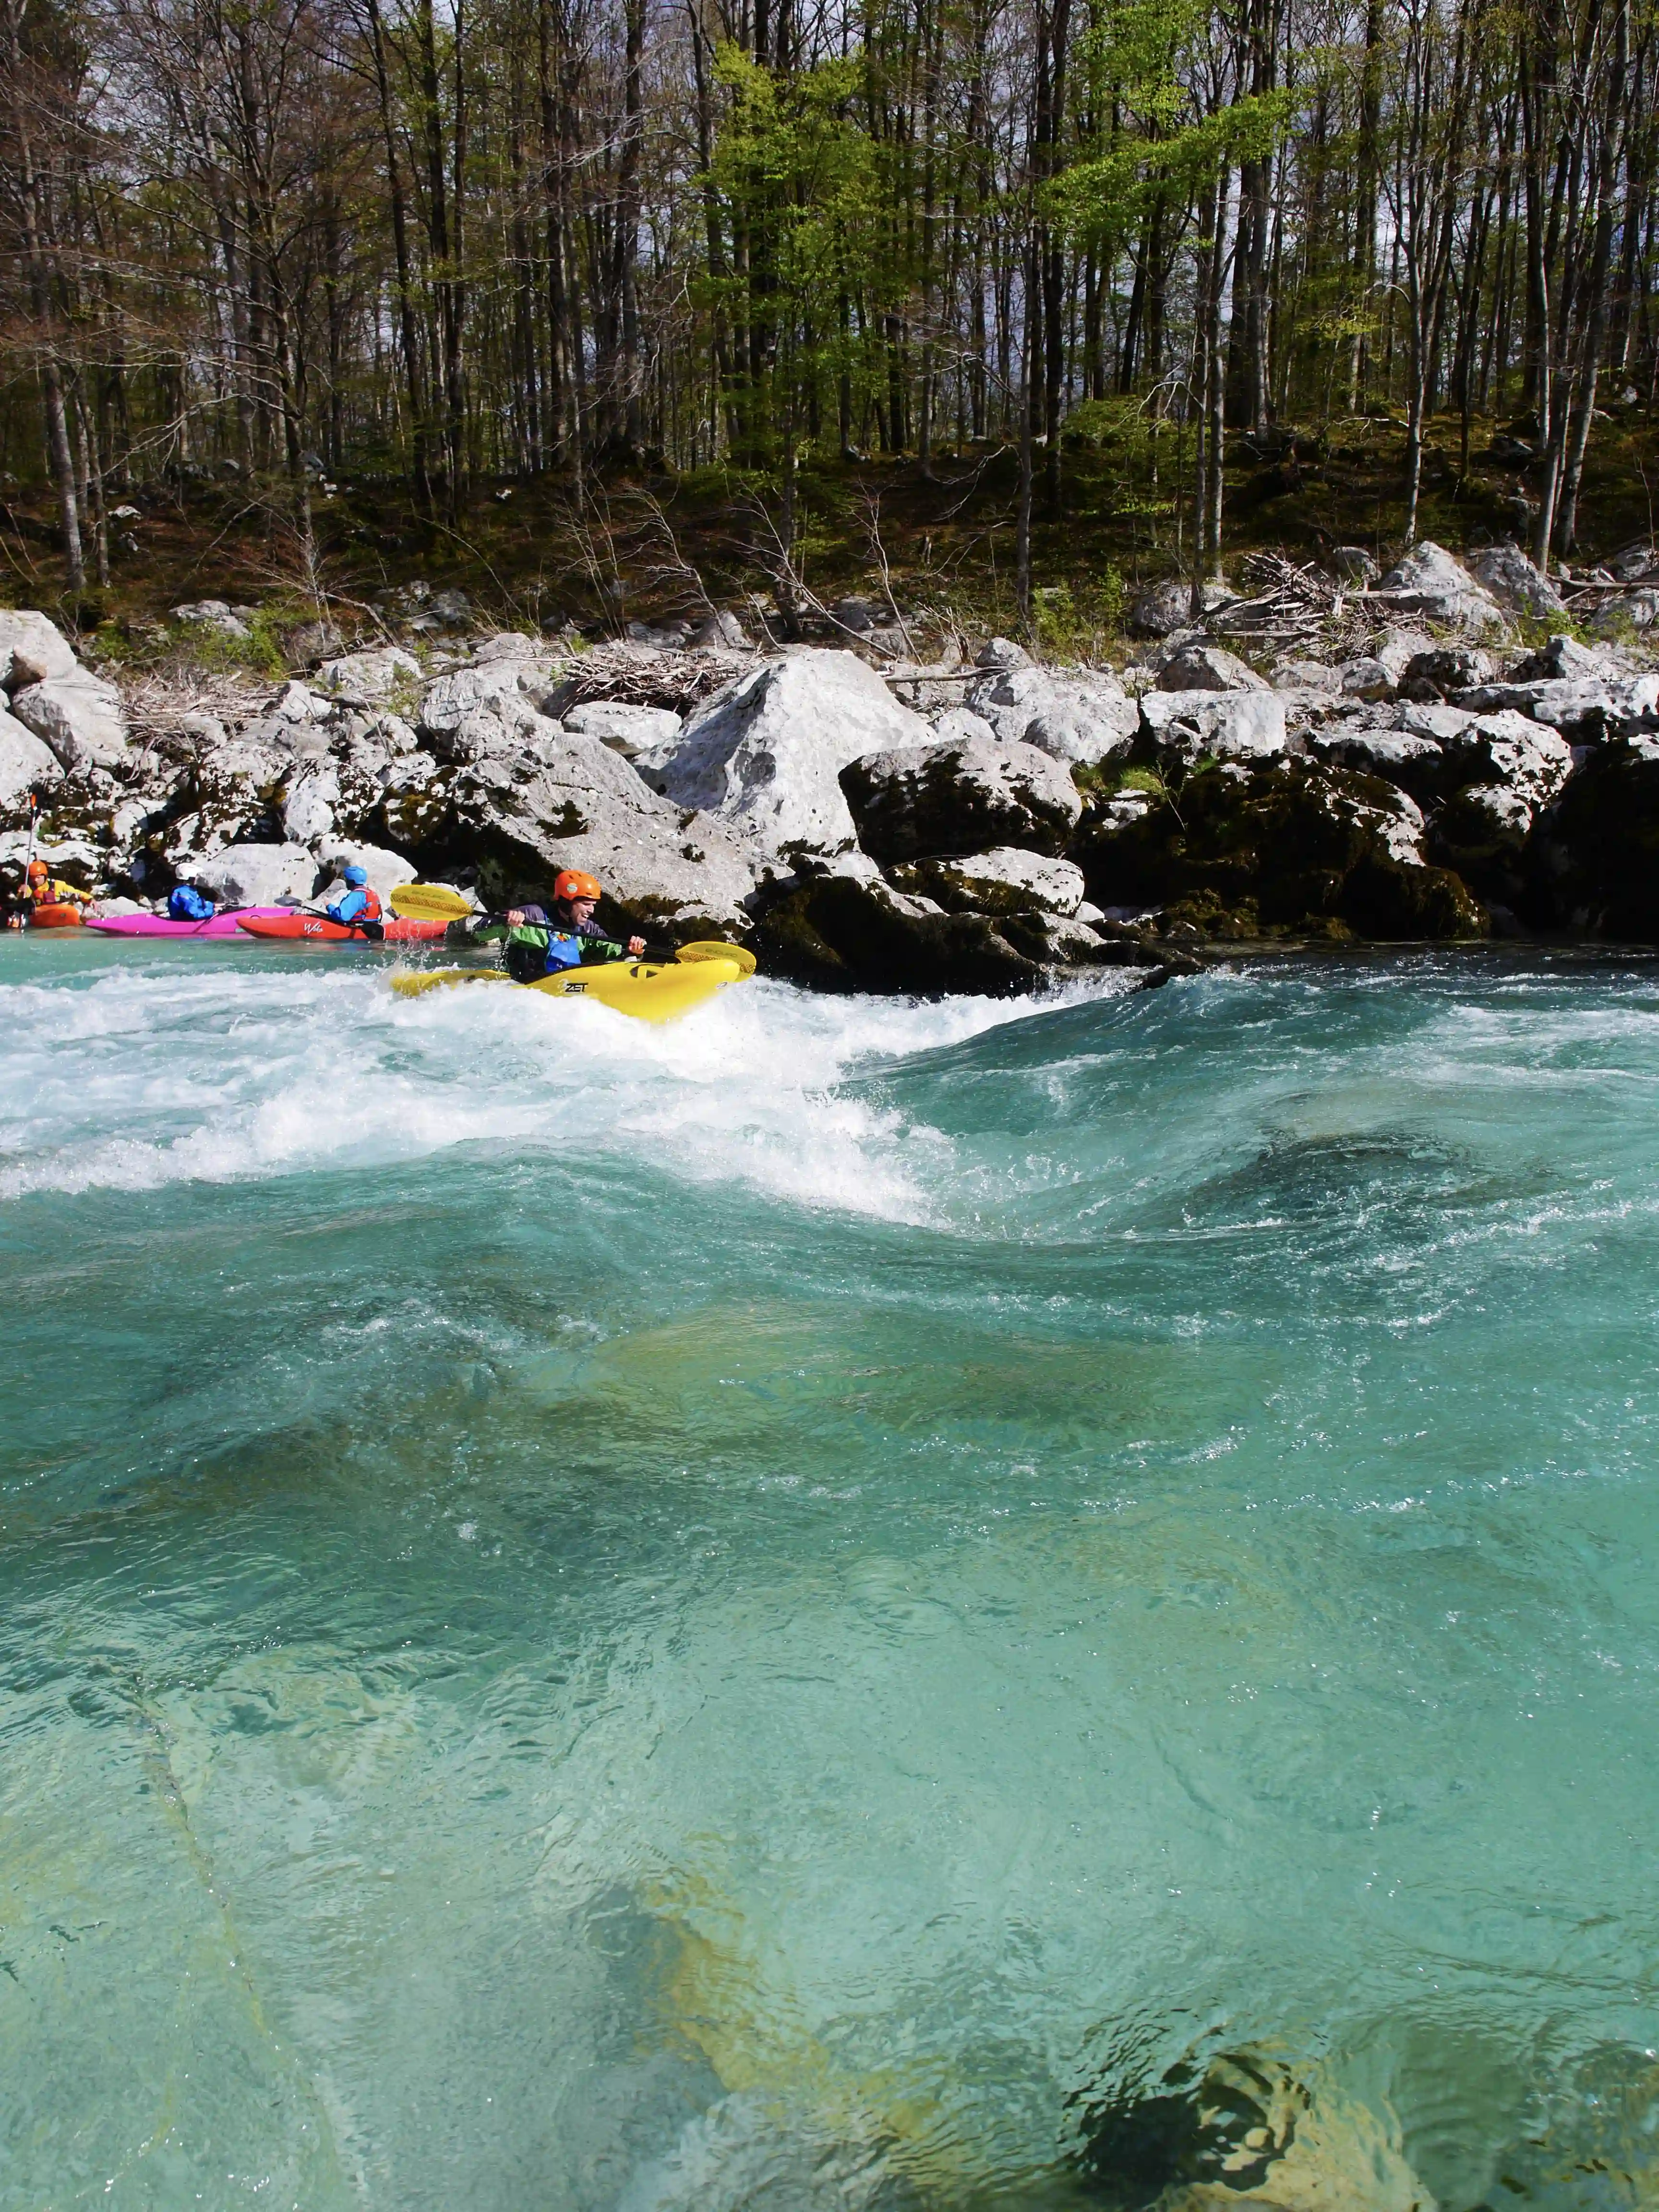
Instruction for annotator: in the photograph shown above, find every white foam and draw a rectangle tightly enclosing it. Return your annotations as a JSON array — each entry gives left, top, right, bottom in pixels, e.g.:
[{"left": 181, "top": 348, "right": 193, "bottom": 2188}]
[{"left": 0, "top": 957, "right": 1139, "bottom": 1219}]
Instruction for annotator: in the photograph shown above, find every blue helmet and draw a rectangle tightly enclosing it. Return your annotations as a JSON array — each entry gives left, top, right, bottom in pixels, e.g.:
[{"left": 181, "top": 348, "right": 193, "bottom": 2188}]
[{"left": 343, "top": 865, "right": 368, "bottom": 887}]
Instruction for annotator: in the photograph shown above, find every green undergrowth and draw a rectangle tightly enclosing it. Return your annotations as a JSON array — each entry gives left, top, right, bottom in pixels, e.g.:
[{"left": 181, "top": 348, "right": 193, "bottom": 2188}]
[{"left": 4, "top": 405, "right": 1656, "bottom": 652}]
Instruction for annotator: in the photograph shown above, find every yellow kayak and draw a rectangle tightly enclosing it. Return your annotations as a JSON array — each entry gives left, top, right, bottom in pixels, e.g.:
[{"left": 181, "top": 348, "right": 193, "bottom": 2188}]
[{"left": 391, "top": 943, "right": 752, "bottom": 1024}]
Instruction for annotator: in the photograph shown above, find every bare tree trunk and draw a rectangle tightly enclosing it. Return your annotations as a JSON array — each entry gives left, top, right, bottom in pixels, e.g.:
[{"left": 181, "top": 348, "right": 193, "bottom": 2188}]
[{"left": 4, "top": 0, "right": 84, "bottom": 590}]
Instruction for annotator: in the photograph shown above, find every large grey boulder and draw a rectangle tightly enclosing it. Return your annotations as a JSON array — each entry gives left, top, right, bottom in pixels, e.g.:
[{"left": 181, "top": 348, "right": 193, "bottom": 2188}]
[
  {"left": 1455, "top": 676, "right": 1621, "bottom": 743},
  {"left": 1508, "top": 633, "right": 1621, "bottom": 684},
  {"left": 562, "top": 701, "right": 682, "bottom": 757},
  {"left": 0, "top": 707, "right": 63, "bottom": 812},
  {"left": 974, "top": 636, "right": 1033, "bottom": 671},
  {"left": 171, "top": 598, "right": 250, "bottom": 637},
  {"left": 1337, "top": 657, "right": 1397, "bottom": 704},
  {"left": 891, "top": 846, "right": 1087, "bottom": 917},
  {"left": 0, "top": 609, "right": 80, "bottom": 689},
  {"left": 842, "top": 736, "right": 1083, "bottom": 863},
  {"left": 1154, "top": 642, "right": 1267, "bottom": 693},
  {"left": 1399, "top": 644, "right": 1494, "bottom": 698},
  {"left": 1394, "top": 699, "right": 1478, "bottom": 743},
  {"left": 1465, "top": 542, "right": 1568, "bottom": 618},
  {"left": 1444, "top": 710, "right": 1573, "bottom": 810},
  {"left": 418, "top": 659, "right": 555, "bottom": 750},
  {"left": 1070, "top": 757, "right": 1483, "bottom": 939},
  {"left": 313, "top": 647, "right": 422, "bottom": 706},
  {"left": 687, "top": 609, "right": 752, "bottom": 650},
  {"left": 470, "top": 630, "right": 545, "bottom": 663},
  {"left": 314, "top": 842, "right": 418, "bottom": 895},
  {"left": 189, "top": 842, "right": 317, "bottom": 907},
  {"left": 633, "top": 649, "right": 931, "bottom": 856},
  {"left": 1311, "top": 727, "right": 1445, "bottom": 790},
  {"left": 968, "top": 664, "right": 1139, "bottom": 766},
  {"left": 1140, "top": 687, "right": 1288, "bottom": 765},
  {"left": 1434, "top": 782, "right": 1536, "bottom": 861},
  {"left": 1374, "top": 627, "right": 1440, "bottom": 679},
  {"left": 929, "top": 706, "right": 999, "bottom": 748},
  {"left": 10, "top": 673, "right": 130, "bottom": 772},
  {"left": 1128, "top": 580, "right": 1192, "bottom": 637},
  {"left": 1373, "top": 541, "right": 1507, "bottom": 634},
  {"left": 280, "top": 764, "right": 341, "bottom": 845},
  {"left": 379, "top": 723, "right": 756, "bottom": 929},
  {"left": 750, "top": 871, "right": 1154, "bottom": 995}
]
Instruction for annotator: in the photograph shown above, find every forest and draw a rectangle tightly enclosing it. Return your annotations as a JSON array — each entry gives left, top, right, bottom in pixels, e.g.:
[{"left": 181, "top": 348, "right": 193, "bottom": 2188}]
[{"left": 0, "top": 0, "right": 1651, "bottom": 622}]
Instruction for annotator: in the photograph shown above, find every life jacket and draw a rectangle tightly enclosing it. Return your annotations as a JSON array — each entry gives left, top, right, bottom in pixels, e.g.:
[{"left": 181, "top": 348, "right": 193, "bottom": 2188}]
[
  {"left": 357, "top": 886, "right": 383, "bottom": 922},
  {"left": 169, "top": 884, "right": 216, "bottom": 921},
  {"left": 503, "top": 928, "right": 582, "bottom": 983}
]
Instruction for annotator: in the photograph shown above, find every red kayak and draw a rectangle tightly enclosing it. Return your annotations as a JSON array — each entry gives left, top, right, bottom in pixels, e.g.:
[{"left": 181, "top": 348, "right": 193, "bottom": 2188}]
[{"left": 238, "top": 914, "right": 450, "bottom": 943}]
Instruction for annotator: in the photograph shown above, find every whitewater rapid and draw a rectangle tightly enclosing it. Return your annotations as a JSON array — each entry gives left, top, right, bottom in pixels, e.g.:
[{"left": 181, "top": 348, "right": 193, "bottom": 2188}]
[{"left": 0, "top": 944, "right": 1142, "bottom": 1215}]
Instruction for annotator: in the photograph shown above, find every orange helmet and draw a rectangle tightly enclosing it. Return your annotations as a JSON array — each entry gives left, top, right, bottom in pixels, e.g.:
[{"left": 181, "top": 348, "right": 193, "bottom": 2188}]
[
  {"left": 554, "top": 868, "right": 603, "bottom": 903},
  {"left": 26, "top": 860, "right": 47, "bottom": 880}
]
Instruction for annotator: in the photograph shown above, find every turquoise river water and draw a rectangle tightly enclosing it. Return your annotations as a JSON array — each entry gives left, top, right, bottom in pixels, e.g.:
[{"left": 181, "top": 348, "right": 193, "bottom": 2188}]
[{"left": 3, "top": 937, "right": 1659, "bottom": 2212}]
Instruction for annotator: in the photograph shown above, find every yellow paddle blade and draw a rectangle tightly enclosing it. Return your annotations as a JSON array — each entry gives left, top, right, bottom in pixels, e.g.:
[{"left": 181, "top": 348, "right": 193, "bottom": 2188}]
[
  {"left": 676, "top": 939, "right": 757, "bottom": 977},
  {"left": 390, "top": 882, "right": 475, "bottom": 920}
]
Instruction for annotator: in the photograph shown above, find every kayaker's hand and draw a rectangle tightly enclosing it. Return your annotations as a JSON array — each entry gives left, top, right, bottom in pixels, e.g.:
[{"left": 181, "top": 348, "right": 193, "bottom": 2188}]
[
  {"left": 505, "top": 907, "right": 526, "bottom": 926},
  {"left": 626, "top": 935, "right": 646, "bottom": 956}
]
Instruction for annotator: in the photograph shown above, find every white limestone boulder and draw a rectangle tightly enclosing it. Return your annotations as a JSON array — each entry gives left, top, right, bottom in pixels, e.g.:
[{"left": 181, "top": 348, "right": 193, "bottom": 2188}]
[
  {"left": 562, "top": 701, "right": 683, "bottom": 757},
  {"left": 313, "top": 647, "right": 422, "bottom": 707},
  {"left": 1373, "top": 542, "right": 1508, "bottom": 634},
  {"left": 1465, "top": 542, "right": 1567, "bottom": 618},
  {"left": 10, "top": 673, "right": 130, "bottom": 772},
  {"left": 189, "top": 842, "right": 318, "bottom": 907},
  {"left": 842, "top": 735, "right": 1083, "bottom": 862},
  {"left": 892, "top": 846, "right": 1088, "bottom": 917},
  {"left": 1140, "top": 687, "right": 1288, "bottom": 765},
  {"left": 0, "top": 706, "right": 64, "bottom": 812},
  {"left": 968, "top": 664, "right": 1139, "bottom": 767},
  {"left": 634, "top": 649, "right": 932, "bottom": 856},
  {"left": 0, "top": 609, "right": 80, "bottom": 689}
]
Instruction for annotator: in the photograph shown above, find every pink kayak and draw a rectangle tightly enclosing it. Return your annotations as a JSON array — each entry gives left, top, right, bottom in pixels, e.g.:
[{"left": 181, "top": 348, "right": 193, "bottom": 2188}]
[{"left": 85, "top": 906, "right": 293, "bottom": 940}]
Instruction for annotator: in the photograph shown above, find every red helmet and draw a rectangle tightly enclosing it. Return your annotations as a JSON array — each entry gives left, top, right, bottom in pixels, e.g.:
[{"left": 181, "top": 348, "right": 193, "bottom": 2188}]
[
  {"left": 554, "top": 869, "right": 603, "bottom": 903},
  {"left": 26, "top": 859, "right": 47, "bottom": 880}
]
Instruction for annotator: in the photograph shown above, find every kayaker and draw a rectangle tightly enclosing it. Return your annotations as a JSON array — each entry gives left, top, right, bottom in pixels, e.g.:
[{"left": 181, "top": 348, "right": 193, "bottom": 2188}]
[
  {"left": 325, "top": 864, "right": 382, "bottom": 930},
  {"left": 168, "top": 883, "right": 216, "bottom": 922},
  {"left": 476, "top": 867, "right": 646, "bottom": 983},
  {"left": 8, "top": 858, "right": 91, "bottom": 928}
]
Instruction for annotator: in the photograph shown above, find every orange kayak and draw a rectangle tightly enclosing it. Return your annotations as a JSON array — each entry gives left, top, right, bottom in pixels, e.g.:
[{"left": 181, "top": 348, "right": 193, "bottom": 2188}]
[{"left": 30, "top": 902, "right": 85, "bottom": 930}]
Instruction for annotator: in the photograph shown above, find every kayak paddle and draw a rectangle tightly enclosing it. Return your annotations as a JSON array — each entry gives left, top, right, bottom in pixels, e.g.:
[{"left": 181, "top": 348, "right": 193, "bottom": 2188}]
[
  {"left": 675, "top": 940, "right": 758, "bottom": 976},
  {"left": 390, "top": 882, "right": 473, "bottom": 920}
]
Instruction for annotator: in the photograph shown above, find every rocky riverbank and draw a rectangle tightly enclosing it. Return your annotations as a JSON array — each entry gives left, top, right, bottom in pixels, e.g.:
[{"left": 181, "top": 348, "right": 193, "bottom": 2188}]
[{"left": 5, "top": 535, "right": 1659, "bottom": 992}]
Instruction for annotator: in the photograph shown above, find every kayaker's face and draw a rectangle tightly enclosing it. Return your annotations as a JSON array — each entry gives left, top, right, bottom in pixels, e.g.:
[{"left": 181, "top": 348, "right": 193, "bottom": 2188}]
[{"left": 567, "top": 896, "right": 597, "bottom": 924}]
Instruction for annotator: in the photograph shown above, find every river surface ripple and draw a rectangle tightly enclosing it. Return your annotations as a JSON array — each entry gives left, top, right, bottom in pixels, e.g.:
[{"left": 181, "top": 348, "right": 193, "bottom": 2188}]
[{"left": 3, "top": 938, "right": 1658, "bottom": 2211}]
